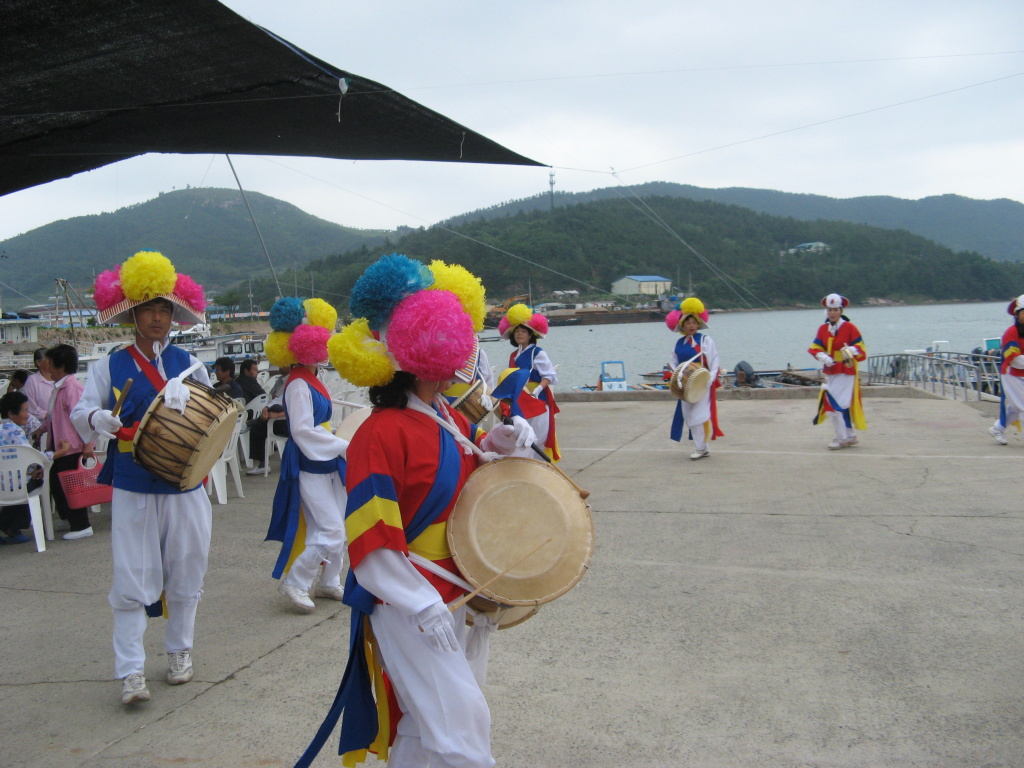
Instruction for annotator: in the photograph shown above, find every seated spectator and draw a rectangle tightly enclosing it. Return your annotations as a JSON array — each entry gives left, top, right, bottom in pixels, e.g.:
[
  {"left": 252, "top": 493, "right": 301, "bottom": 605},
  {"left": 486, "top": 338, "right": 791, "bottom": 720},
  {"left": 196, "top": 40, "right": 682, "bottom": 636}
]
[
  {"left": 236, "top": 358, "right": 265, "bottom": 403},
  {"left": 41, "top": 344, "right": 97, "bottom": 540},
  {"left": 0, "top": 391, "right": 70, "bottom": 545},
  {"left": 212, "top": 357, "right": 244, "bottom": 400},
  {"left": 246, "top": 366, "right": 290, "bottom": 475}
]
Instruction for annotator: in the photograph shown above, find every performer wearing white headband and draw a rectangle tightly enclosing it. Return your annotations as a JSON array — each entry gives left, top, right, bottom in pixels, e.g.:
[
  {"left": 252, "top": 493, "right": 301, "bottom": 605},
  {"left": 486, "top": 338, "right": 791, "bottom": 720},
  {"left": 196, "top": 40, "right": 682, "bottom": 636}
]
[
  {"left": 291, "top": 255, "right": 535, "bottom": 768},
  {"left": 71, "top": 251, "right": 212, "bottom": 706},
  {"left": 988, "top": 295, "right": 1024, "bottom": 445},
  {"left": 808, "top": 293, "right": 867, "bottom": 449}
]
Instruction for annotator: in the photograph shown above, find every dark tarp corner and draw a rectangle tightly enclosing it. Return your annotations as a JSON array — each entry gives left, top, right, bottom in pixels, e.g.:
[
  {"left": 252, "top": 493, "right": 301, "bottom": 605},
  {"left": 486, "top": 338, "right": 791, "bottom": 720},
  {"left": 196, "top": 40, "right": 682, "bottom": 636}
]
[{"left": 0, "top": 0, "right": 543, "bottom": 196}]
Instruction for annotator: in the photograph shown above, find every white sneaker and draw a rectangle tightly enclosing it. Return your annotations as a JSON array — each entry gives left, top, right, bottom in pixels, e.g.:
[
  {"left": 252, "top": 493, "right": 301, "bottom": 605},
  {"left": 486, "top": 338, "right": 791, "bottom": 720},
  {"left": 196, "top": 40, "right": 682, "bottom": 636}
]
[
  {"left": 278, "top": 581, "right": 314, "bottom": 613},
  {"left": 839, "top": 436, "right": 859, "bottom": 448},
  {"left": 63, "top": 526, "right": 94, "bottom": 540},
  {"left": 689, "top": 448, "right": 710, "bottom": 460},
  {"left": 167, "top": 650, "right": 194, "bottom": 685},
  {"left": 246, "top": 465, "right": 266, "bottom": 475},
  {"left": 313, "top": 583, "right": 345, "bottom": 601},
  {"left": 828, "top": 439, "right": 843, "bottom": 450},
  {"left": 121, "top": 673, "right": 151, "bottom": 705},
  {"left": 989, "top": 426, "right": 1008, "bottom": 445}
]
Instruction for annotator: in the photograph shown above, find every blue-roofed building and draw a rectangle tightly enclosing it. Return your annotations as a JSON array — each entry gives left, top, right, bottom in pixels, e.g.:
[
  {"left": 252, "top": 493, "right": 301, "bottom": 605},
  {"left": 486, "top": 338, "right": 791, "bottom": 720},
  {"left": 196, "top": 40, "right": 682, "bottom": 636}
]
[{"left": 611, "top": 275, "right": 672, "bottom": 296}]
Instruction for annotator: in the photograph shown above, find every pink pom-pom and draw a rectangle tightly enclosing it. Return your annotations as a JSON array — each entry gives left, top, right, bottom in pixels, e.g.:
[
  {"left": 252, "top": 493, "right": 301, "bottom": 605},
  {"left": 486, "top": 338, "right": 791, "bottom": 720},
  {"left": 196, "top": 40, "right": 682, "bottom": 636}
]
[
  {"left": 699, "top": 310, "right": 709, "bottom": 323},
  {"left": 388, "top": 290, "right": 474, "bottom": 381},
  {"left": 665, "top": 309, "right": 682, "bottom": 331},
  {"left": 528, "top": 314, "right": 549, "bottom": 336},
  {"left": 497, "top": 316, "right": 511, "bottom": 337},
  {"left": 174, "top": 274, "right": 206, "bottom": 313},
  {"left": 288, "top": 324, "right": 331, "bottom": 365},
  {"left": 94, "top": 268, "right": 125, "bottom": 311}
]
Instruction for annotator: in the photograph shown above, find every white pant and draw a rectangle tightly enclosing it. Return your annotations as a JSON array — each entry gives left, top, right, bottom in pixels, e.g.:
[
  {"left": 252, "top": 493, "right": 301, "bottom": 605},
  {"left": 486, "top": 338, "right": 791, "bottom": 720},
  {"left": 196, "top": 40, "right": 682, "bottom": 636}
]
[
  {"left": 995, "top": 374, "right": 1024, "bottom": 432},
  {"left": 369, "top": 603, "right": 495, "bottom": 768},
  {"left": 108, "top": 487, "right": 212, "bottom": 679},
  {"left": 283, "top": 471, "right": 348, "bottom": 591}
]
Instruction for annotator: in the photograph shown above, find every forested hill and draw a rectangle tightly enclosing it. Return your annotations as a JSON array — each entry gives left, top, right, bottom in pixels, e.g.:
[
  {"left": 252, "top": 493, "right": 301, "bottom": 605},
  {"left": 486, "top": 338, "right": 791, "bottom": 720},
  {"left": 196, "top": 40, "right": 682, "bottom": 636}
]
[
  {"left": 0, "top": 188, "right": 387, "bottom": 304},
  {"left": 443, "top": 182, "right": 1024, "bottom": 262},
  {"left": 237, "top": 195, "right": 1024, "bottom": 312}
]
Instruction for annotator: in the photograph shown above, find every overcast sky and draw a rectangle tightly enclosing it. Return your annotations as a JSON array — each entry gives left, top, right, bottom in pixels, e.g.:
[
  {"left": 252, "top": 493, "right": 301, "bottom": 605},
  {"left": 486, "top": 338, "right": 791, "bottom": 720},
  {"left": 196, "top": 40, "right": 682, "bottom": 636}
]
[{"left": 2, "top": 0, "right": 1022, "bottom": 244}]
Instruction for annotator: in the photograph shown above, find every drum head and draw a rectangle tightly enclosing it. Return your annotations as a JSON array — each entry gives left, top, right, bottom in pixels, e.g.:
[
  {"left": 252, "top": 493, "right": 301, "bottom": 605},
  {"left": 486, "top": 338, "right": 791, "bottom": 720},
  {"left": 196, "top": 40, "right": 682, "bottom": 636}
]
[
  {"left": 180, "top": 408, "right": 238, "bottom": 487},
  {"left": 448, "top": 457, "right": 593, "bottom": 606},
  {"left": 335, "top": 407, "right": 373, "bottom": 442},
  {"left": 683, "top": 367, "right": 711, "bottom": 403}
]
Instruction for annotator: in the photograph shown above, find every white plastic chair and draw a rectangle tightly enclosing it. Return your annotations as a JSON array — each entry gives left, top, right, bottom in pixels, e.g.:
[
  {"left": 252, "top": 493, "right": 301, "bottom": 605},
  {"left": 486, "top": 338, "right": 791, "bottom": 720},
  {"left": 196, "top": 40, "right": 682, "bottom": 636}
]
[
  {"left": 207, "top": 411, "right": 245, "bottom": 505},
  {"left": 263, "top": 423, "right": 288, "bottom": 476},
  {"left": 0, "top": 444, "right": 54, "bottom": 552},
  {"left": 238, "top": 394, "right": 269, "bottom": 468}
]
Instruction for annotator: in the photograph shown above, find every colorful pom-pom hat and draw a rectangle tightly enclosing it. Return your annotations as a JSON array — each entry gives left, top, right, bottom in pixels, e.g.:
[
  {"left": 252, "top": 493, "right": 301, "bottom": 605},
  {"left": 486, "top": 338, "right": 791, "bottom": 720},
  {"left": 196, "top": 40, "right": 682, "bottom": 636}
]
[
  {"left": 822, "top": 293, "right": 850, "bottom": 309},
  {"left": 665, "top": 297, "right": 709, "bottom": 333},
  {"left": 94, "top": 251, "right": 207, "bottom": 325},
  {"left": 1006, "top": 294, "right": 1024, "bottom": 316},
  {"left": 328, "top": 254, "right": 487, "bottom": 387},
  {"left": 498, "top": 303, "right": 549, "bottom": 340},
  {"left": 264, "top": 296, "right": 339, "bottom": 368}
]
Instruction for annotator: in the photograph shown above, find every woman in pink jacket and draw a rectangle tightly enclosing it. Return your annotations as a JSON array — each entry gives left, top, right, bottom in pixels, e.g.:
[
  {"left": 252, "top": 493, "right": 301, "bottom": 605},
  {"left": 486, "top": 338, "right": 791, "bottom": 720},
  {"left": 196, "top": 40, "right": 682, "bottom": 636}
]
[{"left": 41, "top": 344, "right": 96, "bottom": 540}]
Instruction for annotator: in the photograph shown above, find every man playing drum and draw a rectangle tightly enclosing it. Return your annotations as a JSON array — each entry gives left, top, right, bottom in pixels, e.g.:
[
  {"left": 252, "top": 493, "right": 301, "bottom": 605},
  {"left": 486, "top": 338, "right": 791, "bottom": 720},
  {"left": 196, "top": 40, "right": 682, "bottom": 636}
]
[
  {"left": 72, "top": 251, "right": 213, "bottom": 706},
  {"left": 666, "top": 297, "right": 723, "bottom": 459},
  {"left": 292, "top": 255, "right": 535, "bottom": 768}
]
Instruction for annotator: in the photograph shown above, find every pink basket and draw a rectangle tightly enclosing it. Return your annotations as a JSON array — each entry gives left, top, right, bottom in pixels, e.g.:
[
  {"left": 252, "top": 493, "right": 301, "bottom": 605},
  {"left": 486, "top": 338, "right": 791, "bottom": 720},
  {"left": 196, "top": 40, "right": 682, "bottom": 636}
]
[{"left": 58, "top": 459, "right": 113, "bottom": 508}]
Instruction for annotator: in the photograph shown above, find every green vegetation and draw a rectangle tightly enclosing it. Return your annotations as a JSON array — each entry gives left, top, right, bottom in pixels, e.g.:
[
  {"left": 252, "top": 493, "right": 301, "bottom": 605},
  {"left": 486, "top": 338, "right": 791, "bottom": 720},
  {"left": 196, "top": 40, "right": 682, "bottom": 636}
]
[
  {"left": 4, "top": 185, "right": 1023, "bottom": 314},
  {"left": 0, "top": 188, "right": 386, "bottom": 304},
  {"left": 240, "top": 196, "right": 1024, "bottom": 312}
]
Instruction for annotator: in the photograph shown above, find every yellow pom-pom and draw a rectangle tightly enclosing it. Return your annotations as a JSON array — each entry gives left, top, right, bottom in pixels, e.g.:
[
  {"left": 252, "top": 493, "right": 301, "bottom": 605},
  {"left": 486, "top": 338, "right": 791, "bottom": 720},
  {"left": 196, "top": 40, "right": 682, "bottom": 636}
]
[
  {"left": 506, "top": 303, "right": 532, "bottom": 327},
  {"left": 679, "top": 297, "right": 705, "bottom": 316},
  {"left": 264, "top": 331, "right": 297, "bottom": 368},
  {"left": 428, "top": 261, "right": 486, "bottom": 333},
  {"left": 303, "top": 297, "right": 338, "bottom": 331},
  {"left": 328, "top": 319, "right": 396, "bottom": 388},
  {"left": 120, "top": 251, "right": 177, "bottom": 301}
]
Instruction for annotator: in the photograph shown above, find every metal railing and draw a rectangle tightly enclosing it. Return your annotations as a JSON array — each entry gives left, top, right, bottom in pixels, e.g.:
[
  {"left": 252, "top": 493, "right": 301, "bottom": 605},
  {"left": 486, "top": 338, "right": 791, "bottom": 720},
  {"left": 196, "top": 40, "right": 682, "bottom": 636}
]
[{"left": 865, "top": 351, "right": 1001, "bottom": 402}]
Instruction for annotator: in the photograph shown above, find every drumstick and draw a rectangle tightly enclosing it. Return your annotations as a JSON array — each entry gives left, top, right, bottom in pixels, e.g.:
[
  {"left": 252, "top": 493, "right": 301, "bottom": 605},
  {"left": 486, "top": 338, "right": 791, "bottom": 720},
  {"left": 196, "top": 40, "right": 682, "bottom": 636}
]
[
  {"left": 111, "top": 378, "right": 133, "bottom": 417},
  {"left": 530, "top": 443, "right": 591, "bottom": 500},
  {"left": 448, "top": 537, "right": 553, "bottom": 613},
  {"left": 502, "top": 415, "right": 591, "bottom": 500}
]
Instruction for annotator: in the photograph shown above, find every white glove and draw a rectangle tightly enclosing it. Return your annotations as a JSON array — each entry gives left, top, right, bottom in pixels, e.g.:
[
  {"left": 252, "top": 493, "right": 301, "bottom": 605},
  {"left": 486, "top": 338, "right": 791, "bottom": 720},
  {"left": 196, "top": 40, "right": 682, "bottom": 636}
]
[
  {"left": 91, "top": 409, "right": 123, "bottom": 440},
  {"left": 815, "top": 352, "right": 832, "bottom": 366},
  {"left": 506, "top": 415, "right": 537, "bottom": 449},
  {"left": 415, "top": 601, "right": 459, "bottom": 653},
  {"left": 1011, "top": 356, "right": 1024, "bottom": 370}
]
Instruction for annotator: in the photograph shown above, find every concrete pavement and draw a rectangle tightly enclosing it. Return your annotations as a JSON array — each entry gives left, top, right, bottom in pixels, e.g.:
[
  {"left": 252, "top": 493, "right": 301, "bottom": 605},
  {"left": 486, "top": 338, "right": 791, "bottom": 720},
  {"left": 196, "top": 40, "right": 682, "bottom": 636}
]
[{"left": 3, "top": 387, "right": 1023, "bottom": 767}]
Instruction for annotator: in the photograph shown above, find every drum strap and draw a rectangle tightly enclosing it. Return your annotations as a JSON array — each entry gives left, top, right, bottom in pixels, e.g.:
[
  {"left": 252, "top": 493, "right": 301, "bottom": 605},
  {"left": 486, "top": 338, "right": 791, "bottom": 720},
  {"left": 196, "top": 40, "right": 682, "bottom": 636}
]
[
  {"left": 405, "top": 396, "right": 500, "bottom": 463},
  {"left": 127, "top": 344, "right": 168, "bottom": 392},
  {"left": 407, "top": 551, "right": 474, "bottom": 591}
]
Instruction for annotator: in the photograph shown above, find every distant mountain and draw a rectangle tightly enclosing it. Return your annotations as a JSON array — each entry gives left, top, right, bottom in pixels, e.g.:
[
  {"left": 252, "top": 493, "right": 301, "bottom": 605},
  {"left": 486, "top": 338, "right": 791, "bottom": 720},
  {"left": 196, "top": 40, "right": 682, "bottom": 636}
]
[
  {"left": 443, "top": 182, "right": 1024, "bottom": 262},
  {"left": 237, "top": 195, "right": 1024, "bottom": 311},
  {"left": 0, "top": 188, "right": 387, "bottom": 306}
]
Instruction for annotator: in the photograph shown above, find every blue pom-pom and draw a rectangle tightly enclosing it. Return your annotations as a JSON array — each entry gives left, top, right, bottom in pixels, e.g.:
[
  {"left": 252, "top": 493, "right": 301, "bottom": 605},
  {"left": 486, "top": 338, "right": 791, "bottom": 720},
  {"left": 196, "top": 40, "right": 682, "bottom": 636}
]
[
  {"left": 269, "top": 297, "right": 306, "bottom": 332},
  {"left": 349, "top": 254, "right": 433, "bottom": 330}
]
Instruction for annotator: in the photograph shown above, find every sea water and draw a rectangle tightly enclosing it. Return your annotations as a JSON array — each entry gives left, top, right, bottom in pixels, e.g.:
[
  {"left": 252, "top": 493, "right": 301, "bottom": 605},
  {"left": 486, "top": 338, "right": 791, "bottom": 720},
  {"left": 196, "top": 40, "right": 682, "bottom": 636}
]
[{"left": 492, "top": 301, "right": 1009, "bottom": 390}]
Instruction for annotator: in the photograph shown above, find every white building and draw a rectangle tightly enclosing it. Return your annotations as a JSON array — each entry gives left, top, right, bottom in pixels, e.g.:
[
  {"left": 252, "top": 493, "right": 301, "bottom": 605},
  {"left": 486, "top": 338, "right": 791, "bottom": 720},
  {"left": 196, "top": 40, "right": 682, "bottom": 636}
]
[{"left": 611, "top": 275, "right": 672, "bottom": 296}]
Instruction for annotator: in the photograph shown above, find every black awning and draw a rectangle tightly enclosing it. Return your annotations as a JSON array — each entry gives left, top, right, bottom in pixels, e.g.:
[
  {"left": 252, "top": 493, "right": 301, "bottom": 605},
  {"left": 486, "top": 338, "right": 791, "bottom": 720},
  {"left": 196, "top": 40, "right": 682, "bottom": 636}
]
[{"left": 1, "top": 0, "right": 542, "bottom": 196}]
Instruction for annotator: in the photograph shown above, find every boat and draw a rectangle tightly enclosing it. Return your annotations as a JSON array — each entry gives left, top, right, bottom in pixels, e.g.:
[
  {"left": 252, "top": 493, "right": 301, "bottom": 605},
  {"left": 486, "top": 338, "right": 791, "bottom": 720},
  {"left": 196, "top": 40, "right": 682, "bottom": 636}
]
[{"left": 573, "top": 361, "right": 647, "bottom": 392}]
